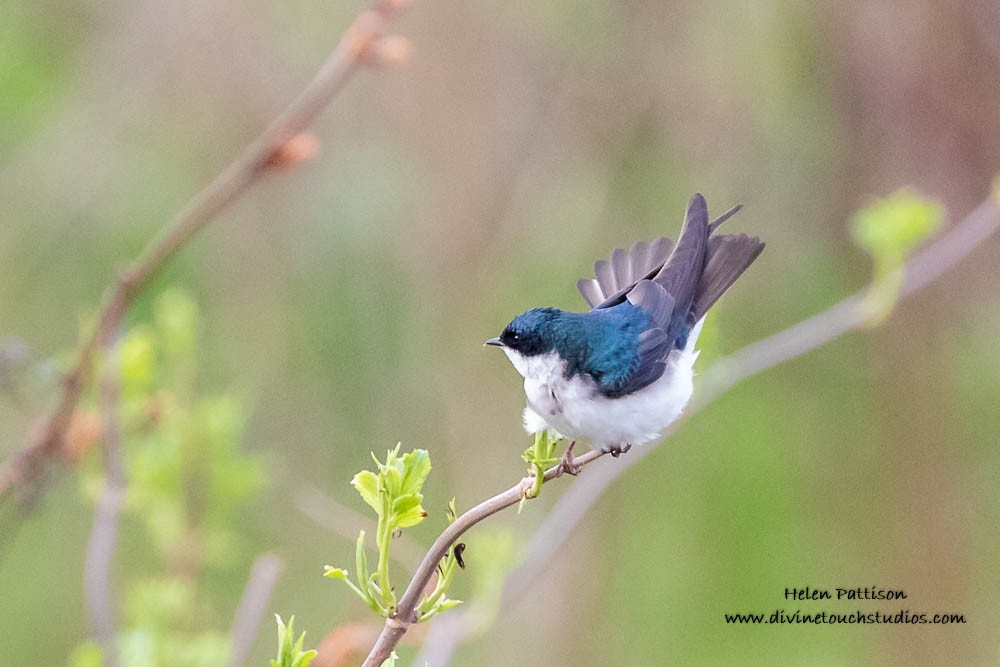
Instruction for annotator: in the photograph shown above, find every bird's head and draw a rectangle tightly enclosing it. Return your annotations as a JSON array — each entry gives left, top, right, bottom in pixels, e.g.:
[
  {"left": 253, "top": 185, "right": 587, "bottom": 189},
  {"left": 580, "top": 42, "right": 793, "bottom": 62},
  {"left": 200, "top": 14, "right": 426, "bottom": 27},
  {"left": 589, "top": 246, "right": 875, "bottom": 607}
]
[{"left": 485, "top": 308, "right": 565, "bottom": 375}]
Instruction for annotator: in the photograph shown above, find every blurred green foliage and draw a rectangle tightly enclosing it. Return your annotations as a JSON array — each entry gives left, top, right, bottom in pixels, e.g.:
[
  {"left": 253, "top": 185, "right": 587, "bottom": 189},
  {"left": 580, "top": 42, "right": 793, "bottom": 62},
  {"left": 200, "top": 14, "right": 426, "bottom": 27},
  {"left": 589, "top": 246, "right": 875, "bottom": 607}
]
[
  {"left": 851, "top": 189, "right": 944, "bottom": 323},
  {"left": 75, "top": 290, "right": 262, "bottom": 666}
]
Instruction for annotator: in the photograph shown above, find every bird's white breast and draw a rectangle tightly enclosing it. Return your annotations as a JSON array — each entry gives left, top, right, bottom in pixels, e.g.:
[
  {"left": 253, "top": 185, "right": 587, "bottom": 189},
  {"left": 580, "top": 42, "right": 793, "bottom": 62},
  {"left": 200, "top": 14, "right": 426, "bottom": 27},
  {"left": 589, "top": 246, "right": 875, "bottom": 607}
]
[{"left": 502, "top": 318, "right": 703, "bottom": 447}]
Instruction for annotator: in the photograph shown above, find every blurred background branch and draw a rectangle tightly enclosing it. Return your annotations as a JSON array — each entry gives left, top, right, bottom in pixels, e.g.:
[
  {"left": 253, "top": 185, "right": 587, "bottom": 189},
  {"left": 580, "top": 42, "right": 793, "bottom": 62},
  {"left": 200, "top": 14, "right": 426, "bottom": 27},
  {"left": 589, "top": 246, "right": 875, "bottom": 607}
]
[
  {"left": 82, "top": 310, "right": 125, "bottom": 667},
  {"left": 0, "top": 0, "right": 411, "bottom": 508},
  {"left": 226, "top": 553, "right": 286, "bottom": 667}
]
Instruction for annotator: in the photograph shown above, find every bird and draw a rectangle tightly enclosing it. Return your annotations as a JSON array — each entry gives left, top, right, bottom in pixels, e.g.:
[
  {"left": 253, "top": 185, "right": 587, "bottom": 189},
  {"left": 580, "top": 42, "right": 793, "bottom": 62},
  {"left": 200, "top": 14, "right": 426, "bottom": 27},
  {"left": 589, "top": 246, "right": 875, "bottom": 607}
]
[{"left": 485, "top": 193, "right": 764, "bottom": 466}]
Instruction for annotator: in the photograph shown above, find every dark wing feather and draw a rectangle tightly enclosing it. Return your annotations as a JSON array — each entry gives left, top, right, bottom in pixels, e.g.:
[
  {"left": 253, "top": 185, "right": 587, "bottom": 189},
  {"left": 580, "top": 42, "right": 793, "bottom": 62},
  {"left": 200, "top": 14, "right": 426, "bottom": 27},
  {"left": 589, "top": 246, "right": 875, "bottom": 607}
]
[
  {"left": 600, "top": 280, "right": 676, "bottom": 397},
  {"left": 578, "top": 193, "right": 763, "bottom": 398},
  {"left": 650, "top": 193, "right": 709, "bottom": 324},
  {"left": 577, "top": 237, "right": 674, "bottom": 308},
  {"left": 692, "top": 233, "right": 765, "bottom": 320},
  {"left": 610, "top": 247, "right": 630, "bottom": 291},
  {"left": 626, "top": 280, "right": 674, "bottom": 329}
]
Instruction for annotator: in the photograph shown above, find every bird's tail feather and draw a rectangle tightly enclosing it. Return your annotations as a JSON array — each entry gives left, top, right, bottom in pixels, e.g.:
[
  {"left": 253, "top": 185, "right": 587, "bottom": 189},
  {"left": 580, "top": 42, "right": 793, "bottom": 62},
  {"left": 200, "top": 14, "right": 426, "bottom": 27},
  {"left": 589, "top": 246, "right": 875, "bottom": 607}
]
[
  {"left": 651, "top": 193, "right": 710, "bottom": 320},
  {"left": 578, "top": 194, "right": 763, "bottom": 320},
  {"left": 692, "top": 232, "right": 765, "bottom": 321}
]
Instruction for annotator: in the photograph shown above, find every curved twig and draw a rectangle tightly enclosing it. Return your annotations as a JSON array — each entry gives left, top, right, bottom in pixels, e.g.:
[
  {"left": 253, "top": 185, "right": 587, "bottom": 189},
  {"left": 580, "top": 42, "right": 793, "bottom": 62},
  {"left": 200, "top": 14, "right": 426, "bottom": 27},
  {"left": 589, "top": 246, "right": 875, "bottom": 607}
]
[{"left": 360, "top": 450, "right": 604, "bottom": 666}]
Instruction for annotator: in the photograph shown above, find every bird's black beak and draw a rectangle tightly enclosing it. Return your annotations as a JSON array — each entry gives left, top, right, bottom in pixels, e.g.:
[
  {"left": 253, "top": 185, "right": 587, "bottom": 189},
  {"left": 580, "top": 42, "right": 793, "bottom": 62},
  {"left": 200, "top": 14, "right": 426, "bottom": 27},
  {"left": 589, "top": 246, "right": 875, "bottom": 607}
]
[{"left": 484, "top": 337, "right": 504, "bottom": 347}]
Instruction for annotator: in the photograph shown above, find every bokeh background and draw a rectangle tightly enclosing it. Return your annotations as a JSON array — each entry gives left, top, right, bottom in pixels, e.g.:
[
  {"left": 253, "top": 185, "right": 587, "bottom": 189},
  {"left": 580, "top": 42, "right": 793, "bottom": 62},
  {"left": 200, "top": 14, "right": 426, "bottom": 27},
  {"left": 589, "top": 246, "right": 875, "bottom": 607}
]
[{"left": 2, "top": 0, "right": 1000, "bottom": 665}]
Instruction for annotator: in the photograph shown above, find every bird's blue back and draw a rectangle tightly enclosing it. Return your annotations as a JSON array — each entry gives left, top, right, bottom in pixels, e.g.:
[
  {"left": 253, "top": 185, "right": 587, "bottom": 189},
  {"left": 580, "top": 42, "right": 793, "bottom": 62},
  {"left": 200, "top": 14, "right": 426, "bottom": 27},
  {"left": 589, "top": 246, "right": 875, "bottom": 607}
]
[{"left": 533, "top": 303, "right": 688, "bottom": 396}]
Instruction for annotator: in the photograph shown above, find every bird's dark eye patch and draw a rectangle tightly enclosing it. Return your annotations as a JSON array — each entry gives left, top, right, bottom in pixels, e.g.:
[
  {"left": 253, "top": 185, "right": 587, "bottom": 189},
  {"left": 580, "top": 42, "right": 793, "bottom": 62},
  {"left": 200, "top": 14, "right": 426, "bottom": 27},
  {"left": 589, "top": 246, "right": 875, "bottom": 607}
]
[
  {"left": 500, "top": 325, "right": 549, "bottom": 356},
  {"left": 500, "top": 327, "right": 521, "bottom": 347}
]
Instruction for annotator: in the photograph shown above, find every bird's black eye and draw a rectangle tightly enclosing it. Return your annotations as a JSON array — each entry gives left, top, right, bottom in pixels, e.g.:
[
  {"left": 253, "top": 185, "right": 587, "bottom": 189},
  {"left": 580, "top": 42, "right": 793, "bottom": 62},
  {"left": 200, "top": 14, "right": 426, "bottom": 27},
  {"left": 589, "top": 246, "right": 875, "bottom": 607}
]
[{"left": 500, "top": 328, "right": 521, "bottom": 348}]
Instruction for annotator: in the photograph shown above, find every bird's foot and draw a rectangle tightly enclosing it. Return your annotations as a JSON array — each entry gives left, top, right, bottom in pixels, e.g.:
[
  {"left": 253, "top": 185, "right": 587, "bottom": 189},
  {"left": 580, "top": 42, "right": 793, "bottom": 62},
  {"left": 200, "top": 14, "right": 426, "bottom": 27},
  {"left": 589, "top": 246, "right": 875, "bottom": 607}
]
[
  {"left": 601, "top": 442, "right": 632, "bottom": 458},
  {"left": 555, "top": 441, "right": 581, "bottom": 477}
]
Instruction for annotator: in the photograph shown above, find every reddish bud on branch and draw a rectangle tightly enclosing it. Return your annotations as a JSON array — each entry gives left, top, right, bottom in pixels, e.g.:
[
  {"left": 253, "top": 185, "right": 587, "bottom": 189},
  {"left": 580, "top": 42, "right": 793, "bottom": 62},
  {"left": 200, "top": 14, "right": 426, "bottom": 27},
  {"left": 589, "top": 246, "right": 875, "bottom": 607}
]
[
  {"left": 264, "top": 133, "right": 321, "bottom": 170},
  {"left": 63, "top": 410, "right": 102, "bottom": 462}
]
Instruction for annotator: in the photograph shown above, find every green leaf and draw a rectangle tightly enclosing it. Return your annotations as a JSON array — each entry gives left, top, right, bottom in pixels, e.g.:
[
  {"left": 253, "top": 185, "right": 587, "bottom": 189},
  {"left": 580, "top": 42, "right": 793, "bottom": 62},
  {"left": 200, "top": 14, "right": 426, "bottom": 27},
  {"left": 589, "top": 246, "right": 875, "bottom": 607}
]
[
  {"left": 274, "top": 614, "right": 292, "bottom": 666},
  {"left": 380, "top": 651, "right": 400, "bottom": 667},
  {"left": 521, "top": 447, "right": 533, "bottom": 465},
  {"left": 437, "top": 598, "right": 463, "bottom": 612},
  {"left": 851, "top": 189, "right": 945, "bottom": 324},
  {"left": 343, "top": 445, "right": 437, "bottom": 619},
  {"left": 418, "top": 596, "right": 464, "bottom": 621},
  {"left": 395, "top": 506, "right": 428, "bottom": 528},
  {"left": 851, "top": 189, "right": 944, "bottom": 263},
  {"left": 351, "top": 470, "right": 381, "bottom": 514},
  {"left": 399, "top": 448, "right": 431, "bottom": 495},
  {"left": 294, "top": 651, "right": 318, "bottom": 667},
  {"left": 272, "top": 615, "right": 317, "bottom": 667},
  {"left": 383, "top": 464, "right": 403, "bottom": 498},
  {"left": 391, "top": 492, "right": 422, "bottom": 516},
  {"left": 355, "top": 531, "right": 372, "bottom": 597},
  {"left": 323, "top": 566, "right": 348, "bottom": 580}
]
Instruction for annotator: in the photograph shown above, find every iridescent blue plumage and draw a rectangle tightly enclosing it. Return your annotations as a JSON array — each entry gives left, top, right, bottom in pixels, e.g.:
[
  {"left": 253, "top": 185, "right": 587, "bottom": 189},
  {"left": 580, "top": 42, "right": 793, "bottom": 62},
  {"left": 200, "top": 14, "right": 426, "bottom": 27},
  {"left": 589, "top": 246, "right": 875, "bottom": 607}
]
[{"left": 502, "top": 302, "right": 691, "bottom": 398}]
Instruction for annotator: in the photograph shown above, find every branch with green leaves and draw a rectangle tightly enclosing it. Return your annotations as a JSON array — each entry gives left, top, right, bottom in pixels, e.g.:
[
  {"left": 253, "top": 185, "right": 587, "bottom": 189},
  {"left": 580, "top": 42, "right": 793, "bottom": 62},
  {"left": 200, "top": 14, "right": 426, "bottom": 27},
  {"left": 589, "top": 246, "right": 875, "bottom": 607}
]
[
  {"left": 324, "top": 445, "right": 463, "bottom": 622},
  {"left": 353, "top": 441, "right": 602, "bottom": 667},
  {"left": 280, "top": 433, "right": 593, "bottom": 667}
]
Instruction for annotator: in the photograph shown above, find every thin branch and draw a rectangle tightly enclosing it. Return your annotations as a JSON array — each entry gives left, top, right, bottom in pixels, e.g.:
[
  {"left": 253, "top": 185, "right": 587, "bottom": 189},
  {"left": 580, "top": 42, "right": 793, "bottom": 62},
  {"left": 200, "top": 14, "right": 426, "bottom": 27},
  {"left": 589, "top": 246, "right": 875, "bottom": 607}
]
[
  {"left": 225, "top": 553, "right": 287, "bottom": 667},
  {"left": 82, "top": 302, "right": 126, "bottom": 667},
  {"left": 407, "top": 192, "right": 1000, "bottom": 665},
  {"left": 0, "top": 0, "right": 412, "bottom": 507},
  {"left": 360, "top": 449, "right": 605, "bottom": 666}
]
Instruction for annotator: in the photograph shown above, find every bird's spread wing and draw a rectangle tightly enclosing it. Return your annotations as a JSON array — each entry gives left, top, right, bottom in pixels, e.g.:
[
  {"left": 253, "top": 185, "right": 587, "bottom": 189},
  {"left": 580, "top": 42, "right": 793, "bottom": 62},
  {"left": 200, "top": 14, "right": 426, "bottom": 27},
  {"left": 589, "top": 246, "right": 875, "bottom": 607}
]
[
  {"left": 580, "top": 194, "right": 764, "bottom": 398},
  {"left": 577, "top": 237, "right": 673, "bottom": 309}
]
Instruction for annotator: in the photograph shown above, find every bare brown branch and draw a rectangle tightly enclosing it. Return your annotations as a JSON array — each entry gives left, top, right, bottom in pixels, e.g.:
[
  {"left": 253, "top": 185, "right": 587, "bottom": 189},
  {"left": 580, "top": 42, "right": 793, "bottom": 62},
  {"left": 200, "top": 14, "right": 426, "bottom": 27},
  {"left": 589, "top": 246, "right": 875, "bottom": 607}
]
[{"left": 0, "top": 0, "right": 412, "bottom": 506}]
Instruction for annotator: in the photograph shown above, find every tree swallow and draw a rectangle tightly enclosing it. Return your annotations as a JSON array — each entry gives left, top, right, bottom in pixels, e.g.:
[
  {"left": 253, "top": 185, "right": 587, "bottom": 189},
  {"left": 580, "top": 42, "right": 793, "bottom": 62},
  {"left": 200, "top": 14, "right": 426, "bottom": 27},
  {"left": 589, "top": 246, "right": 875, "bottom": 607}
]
[{"left": 486, "top": 193, "right": 764, "bottom": 459}]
